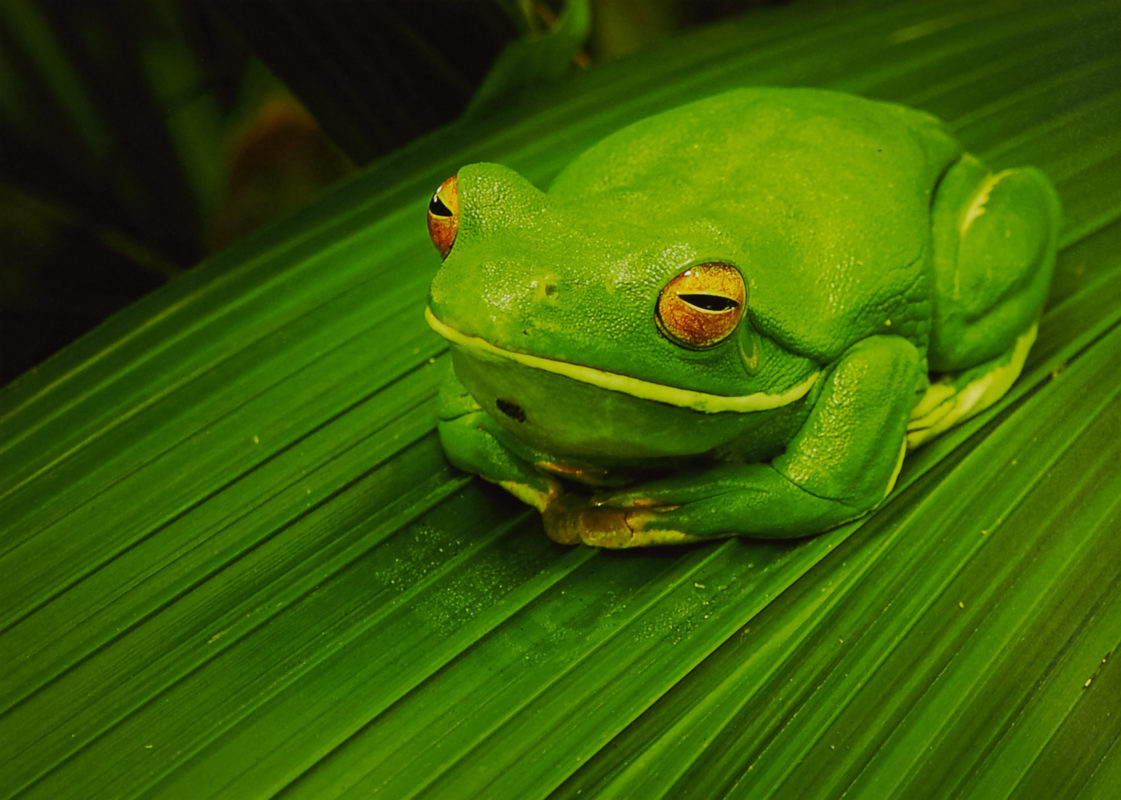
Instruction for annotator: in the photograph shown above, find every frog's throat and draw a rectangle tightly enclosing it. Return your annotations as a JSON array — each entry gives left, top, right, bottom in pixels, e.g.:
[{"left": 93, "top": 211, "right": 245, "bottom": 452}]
[{"left": 425, "top": 307, "right": 819, "bottom": 414}]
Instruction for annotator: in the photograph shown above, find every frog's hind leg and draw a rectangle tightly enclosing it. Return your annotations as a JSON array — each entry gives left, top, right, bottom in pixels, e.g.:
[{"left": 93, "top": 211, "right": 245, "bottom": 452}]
[
  {"left": 914, "top": 155, "right": 1060, "bottom": 446},
  {"left": 906, "top": 323, "right": 1035, "bottom": 448}
]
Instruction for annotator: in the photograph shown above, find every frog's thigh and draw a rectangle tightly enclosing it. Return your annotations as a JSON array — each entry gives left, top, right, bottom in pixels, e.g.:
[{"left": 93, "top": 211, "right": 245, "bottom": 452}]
[
  {"left": 929, "top": 156, "right": 1060, "bottom": 372},
  {"left": 436, "top": 364, "right": 559, "bottom": 510},
  {"left": 604, "top": 336, "right": 921, "bottom": 542}
]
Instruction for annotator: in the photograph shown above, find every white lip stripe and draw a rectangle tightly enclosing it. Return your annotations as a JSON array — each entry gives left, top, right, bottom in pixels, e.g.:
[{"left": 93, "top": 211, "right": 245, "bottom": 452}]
[{"left": 425, "top": 307, "right": 819, "bottom": 414}]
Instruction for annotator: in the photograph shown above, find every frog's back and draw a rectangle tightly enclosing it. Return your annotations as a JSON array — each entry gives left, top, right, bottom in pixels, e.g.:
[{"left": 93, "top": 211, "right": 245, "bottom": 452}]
[
  {"left": 550, "top": 88, "right": 964, "bottom": 363},
  {"left": 550, "top": 88, "right": 960, "bottom": 203}
]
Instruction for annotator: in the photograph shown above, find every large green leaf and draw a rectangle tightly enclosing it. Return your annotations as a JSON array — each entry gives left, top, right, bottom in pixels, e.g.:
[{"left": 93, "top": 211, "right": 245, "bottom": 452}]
[{"left": 2, "top": 0, "right": 1120, "bottom": 797}]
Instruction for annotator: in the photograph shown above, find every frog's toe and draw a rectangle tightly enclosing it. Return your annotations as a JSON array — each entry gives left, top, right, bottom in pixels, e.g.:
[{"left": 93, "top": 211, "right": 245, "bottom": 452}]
[
  {"left": 541, "top": 495, "right": 595, "bottom": 545},
  {"left": 542, "top": 496, "right": 697, "bottom": 548},
  {"left": 542, "top": 494, "right": 634, "bottom": 546}
]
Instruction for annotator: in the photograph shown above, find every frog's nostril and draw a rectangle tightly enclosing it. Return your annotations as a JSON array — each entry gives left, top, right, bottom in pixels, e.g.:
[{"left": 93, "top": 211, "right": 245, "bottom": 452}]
[{"left": 496, "top": 398, "right": 527, "bottom": 423}]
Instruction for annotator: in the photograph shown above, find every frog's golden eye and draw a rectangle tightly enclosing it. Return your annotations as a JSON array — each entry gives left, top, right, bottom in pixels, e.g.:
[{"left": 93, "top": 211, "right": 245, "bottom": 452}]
[
  {"left": 427, "top": 175, "right": 459, "bottom": 257},
  {"left": 656, "top": 262, "right": 746, "bottom": 349}
]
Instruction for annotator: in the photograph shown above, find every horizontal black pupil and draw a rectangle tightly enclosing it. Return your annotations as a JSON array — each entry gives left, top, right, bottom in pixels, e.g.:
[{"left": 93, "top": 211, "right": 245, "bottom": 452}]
[
  {"left": 679, "top": 293, "right": 739, "bottom": 312},
  {"left": 429, "top": 194, "right": 452, "bottom": 217}
]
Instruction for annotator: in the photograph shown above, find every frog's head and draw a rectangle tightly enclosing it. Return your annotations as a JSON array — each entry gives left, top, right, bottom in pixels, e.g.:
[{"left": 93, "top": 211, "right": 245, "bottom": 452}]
[{"left": 424, "top": 163, "right": 818, "bottom": 460}]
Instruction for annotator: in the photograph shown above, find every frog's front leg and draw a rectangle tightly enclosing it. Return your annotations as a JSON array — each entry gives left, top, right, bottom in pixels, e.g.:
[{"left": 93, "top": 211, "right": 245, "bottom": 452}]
[
  {"left": 545, "top": 336, "right": 921, "bottom": 547},
  {"left": 436, "top": 361, "right": 561, "bottom": 511}
]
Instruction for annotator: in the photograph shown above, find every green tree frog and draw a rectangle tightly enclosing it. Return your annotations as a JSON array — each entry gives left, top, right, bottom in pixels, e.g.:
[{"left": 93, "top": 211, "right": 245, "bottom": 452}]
[{"left": 424, "top": 88, "right": 1060, "bottom": 548}]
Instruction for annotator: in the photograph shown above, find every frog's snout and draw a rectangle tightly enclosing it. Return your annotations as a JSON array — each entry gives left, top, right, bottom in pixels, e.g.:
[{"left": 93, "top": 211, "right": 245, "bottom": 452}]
[{"left": 496, "top": 398, "right": 527, "bottom": 423}]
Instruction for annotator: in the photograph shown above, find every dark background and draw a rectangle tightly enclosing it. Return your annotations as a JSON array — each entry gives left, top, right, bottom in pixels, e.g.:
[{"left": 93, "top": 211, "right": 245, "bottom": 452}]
[{"left": 0, "top": 0, "right": 784, "bottom": 387}]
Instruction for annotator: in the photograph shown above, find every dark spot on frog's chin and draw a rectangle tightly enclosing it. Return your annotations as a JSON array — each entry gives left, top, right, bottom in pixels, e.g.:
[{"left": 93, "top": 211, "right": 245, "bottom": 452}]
[{"left": 496, "top": 398, "right": 527, "bottom": 423}]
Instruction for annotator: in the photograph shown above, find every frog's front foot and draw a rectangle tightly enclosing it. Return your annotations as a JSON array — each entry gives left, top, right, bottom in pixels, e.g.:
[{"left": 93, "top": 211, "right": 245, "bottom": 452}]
[{"left": 542, "top": 494, "right": 698, "bottom": 548}]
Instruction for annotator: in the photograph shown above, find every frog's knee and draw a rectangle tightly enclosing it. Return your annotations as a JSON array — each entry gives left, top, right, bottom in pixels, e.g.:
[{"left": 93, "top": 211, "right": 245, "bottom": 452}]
[{"left": 929, "top": 158, "right": 1060, "bottom": 371}]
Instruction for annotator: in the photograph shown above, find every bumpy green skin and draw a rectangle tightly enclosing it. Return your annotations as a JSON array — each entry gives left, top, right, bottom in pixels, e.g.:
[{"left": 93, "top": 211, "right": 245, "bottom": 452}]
[{"left": 426, "top": 87, "right": 1060, "bottom": 547}]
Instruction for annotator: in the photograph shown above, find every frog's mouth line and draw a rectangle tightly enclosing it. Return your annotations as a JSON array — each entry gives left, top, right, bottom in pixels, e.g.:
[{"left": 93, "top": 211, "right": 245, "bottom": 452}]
[{"left": 425, "top": 307, "right": 819, "bottom": 414}]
